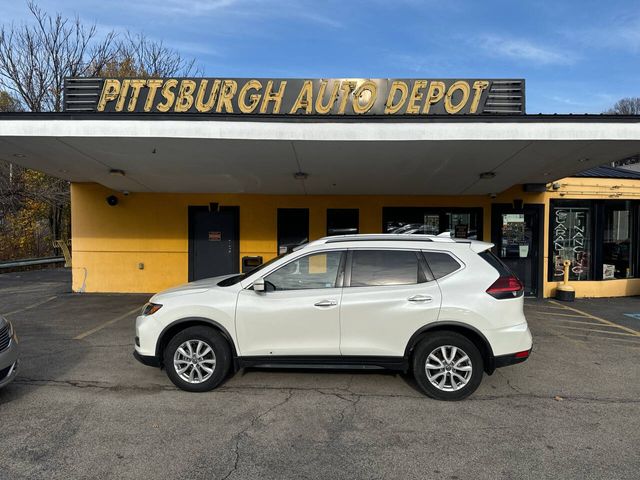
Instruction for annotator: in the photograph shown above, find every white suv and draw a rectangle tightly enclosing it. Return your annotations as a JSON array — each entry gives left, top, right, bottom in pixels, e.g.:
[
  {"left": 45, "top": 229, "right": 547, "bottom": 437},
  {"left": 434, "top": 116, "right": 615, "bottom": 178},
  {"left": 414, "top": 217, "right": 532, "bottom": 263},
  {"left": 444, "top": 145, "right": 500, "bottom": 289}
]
[{"left": 134, "top": 234, "right": 532, "bottom": 400}]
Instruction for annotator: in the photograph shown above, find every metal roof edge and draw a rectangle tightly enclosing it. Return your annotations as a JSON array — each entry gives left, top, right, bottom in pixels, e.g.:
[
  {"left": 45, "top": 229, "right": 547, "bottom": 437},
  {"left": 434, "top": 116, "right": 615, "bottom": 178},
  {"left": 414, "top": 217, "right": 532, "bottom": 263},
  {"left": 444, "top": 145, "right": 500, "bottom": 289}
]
[{"left": 1, "top": 112, "right": 640, "bottom": 123}]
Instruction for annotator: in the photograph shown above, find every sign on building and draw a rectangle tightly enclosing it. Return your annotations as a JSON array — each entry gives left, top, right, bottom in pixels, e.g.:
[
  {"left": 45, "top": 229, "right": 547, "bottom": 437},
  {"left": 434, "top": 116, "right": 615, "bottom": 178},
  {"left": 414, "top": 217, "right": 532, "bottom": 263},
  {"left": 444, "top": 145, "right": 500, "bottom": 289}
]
[{"left": 63, "top": 78, "right": 525, "bottom": 116}]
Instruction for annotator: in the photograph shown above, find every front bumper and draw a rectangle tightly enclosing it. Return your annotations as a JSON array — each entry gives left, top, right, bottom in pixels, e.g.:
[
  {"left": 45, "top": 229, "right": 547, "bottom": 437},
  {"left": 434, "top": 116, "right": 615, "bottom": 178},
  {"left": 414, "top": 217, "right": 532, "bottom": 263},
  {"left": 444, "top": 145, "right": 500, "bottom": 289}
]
[
  {"left": 133, "top": 350, "right": 161, "bottom": 368},
  {"left": 0, "top": 330, "right": 19, "bottom": 389}
]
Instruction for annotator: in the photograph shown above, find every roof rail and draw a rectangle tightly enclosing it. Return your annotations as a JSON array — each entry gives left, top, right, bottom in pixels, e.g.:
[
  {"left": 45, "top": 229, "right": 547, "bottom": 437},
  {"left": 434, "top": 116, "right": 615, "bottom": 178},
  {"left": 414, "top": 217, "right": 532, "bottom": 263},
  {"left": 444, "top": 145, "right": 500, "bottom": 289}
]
[
  {"left": 323, "top": 233, "right": 471, "bottom": 244},
  {"left": 324, "top": 235, "right": 431, "bottom": 244}
]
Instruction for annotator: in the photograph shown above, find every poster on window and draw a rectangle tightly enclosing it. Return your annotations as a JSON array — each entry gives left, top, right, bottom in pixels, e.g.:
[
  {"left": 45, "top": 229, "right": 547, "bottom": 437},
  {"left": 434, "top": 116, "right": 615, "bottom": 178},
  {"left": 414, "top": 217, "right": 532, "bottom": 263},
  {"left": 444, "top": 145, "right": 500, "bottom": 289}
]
[{"left": 551, "top": 207, "right": 591, "bottom": 281}]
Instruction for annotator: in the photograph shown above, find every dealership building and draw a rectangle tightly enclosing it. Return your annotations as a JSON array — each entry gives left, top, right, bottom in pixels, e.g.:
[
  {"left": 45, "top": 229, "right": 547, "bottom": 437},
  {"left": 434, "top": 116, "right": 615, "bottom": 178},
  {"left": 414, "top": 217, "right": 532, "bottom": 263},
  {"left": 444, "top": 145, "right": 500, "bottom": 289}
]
[{"left": 1, "top": 77, "right": 640, "bottom": 298}]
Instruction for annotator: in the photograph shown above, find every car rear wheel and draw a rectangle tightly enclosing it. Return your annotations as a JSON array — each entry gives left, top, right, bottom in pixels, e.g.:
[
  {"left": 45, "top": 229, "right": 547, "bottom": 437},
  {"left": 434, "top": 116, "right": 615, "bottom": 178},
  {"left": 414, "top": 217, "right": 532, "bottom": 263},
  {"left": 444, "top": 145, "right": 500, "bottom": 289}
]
[
  {"left": 164, "top": 326, "right": 231, "bottom": 392},
  {"left": 412, "top": 332, "right": 483, "bottom": 401}
]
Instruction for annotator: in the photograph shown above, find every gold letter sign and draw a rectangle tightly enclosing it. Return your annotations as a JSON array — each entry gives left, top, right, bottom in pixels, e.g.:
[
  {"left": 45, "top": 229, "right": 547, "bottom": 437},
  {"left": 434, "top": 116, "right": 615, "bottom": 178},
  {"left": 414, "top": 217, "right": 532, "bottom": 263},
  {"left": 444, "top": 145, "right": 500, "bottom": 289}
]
[{"left": 79, "top": 78, "right": 524, "bottom": 116}]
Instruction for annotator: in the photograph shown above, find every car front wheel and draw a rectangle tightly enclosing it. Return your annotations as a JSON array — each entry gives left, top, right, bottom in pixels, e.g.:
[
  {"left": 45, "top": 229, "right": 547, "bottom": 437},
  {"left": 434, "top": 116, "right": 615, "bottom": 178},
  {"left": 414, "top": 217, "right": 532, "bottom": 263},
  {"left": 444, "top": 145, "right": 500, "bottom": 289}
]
[
  {"left": 164, "top": 326, "right": 231, "bottom": 392},
  {"left": 412, "top": 332, "right": 484, "bottom": 401}
]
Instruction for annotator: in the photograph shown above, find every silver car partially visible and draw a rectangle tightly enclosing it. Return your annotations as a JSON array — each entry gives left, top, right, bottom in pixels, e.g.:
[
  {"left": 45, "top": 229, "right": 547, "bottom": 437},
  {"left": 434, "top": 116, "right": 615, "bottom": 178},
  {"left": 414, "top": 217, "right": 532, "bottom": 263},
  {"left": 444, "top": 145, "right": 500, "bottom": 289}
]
[{"left": 0, "top": 316, "right": 18, "bottom": 388}]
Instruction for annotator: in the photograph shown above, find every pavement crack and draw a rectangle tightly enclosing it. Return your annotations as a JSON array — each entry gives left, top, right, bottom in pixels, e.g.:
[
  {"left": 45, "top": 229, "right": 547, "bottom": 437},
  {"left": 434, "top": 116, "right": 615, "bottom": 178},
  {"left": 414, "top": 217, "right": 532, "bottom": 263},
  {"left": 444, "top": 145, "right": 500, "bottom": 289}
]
[
  {"left": 221, "top": 384, "right": 423, "bottom": 401},
  {"left": 12, "top": 378, "right": 640, "bottom": 406},
  {"left": 221, "top": 389, "right": 294, "bottom": 480},
  {"left": 496, "top": 370, "right": 523, "bottom": 394},
  {"left": 13, "top": 377, "right": 176, "bottom": 393}
]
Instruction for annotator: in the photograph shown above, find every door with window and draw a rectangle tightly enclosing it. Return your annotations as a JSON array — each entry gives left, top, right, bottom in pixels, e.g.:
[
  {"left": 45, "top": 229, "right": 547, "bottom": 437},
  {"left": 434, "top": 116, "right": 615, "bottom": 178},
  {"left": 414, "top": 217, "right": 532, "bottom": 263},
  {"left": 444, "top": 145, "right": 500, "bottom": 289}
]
[
  {"left": 339, "top": 249, "right": 442, "bottom": 356},
  {"left": 235, "top": 250, "right": 345, "bottom": 356},
  {"left": 491, "top": 204, "right": 543, "bottom": 297}
]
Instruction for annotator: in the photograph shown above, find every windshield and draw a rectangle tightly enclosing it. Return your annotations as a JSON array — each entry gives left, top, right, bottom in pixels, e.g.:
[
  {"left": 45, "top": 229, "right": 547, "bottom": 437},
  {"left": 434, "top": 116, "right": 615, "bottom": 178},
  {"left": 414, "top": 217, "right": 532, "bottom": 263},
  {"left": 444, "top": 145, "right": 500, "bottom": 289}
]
[{"left": 216, "top": 253, "right": 288, "bottom": 286}]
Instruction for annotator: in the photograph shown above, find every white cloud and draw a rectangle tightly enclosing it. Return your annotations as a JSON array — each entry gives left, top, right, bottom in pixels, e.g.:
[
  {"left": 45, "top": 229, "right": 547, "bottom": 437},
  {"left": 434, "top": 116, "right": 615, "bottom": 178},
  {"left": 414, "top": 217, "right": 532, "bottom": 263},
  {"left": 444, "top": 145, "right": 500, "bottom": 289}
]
[
  {"left": 568, "top": 13, "right": 640, "bottom": 52},
  {"left": 134, "top": 0, "right": 239, "bottom": 14},
  {"left": 478, "top": 35, "right": 575, "bottom": 66},
  {"left": 108, "top": 0, "right": 342, "bottom": 28}
]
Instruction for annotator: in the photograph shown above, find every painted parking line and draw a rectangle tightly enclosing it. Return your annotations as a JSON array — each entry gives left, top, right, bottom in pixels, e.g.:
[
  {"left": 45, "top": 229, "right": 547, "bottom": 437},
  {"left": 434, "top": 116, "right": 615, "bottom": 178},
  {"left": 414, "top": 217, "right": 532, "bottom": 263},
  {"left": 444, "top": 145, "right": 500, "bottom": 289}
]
[
  {"left": 2, "top": 295, "right": 58, "bottom": 317},
  {"left": 73, "top": 307, "right": 140, "bottom": 340},
  {"left": 547, "top": 300, "right": 640, "bottom": 337},
  {"left": 537, "top": 311, "right": 591, "bottom": 318},
  {"left": 552, "top": 318, "right": 626, "bottom": 328},
  {"left": 526, "top": 304, "right": 572, "bottom": 311},
  {"left": 554, "top": 325, "right": 640, "bottom": 337},
  {"left": 563, "top": 333, "right": 640, "bottom": 346}
]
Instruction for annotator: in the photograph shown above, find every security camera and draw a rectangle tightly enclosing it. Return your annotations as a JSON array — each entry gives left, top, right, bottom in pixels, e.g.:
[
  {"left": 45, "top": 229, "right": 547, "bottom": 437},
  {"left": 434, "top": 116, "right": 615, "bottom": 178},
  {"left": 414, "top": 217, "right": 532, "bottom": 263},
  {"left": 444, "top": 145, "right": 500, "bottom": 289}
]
[
  {"left": 489, "top": 193, "right": 497, "bottom": 199},
  {"left": 122, "top": 191, "right": 130, "bottom": 196},
  {"left": 106, "top": 195, "right": 119, "bottom": 206}
]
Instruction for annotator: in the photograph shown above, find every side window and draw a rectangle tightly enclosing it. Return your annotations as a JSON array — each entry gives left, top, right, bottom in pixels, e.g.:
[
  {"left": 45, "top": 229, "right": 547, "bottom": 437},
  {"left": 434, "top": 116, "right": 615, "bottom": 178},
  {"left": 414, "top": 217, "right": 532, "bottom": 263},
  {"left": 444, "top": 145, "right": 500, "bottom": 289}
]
[
  {"left": 350, "top": 250, "right": 425, "bottom": 287},
  {"left": 422, "top": 251, "right": 461, "bottom": 279},
  {"left": 264, "top": 251, "right": 343, "bottom": 291}
]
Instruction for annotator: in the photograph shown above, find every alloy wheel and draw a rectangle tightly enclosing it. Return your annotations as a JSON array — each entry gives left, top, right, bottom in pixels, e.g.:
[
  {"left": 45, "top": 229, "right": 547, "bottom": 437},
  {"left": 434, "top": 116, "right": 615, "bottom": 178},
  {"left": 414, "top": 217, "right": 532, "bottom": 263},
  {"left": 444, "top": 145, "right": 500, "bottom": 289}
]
[
  {"left": 425, "top": 345, "right": 473, "bottom": 392},
  {"left": 173, "top": 340, "right": 217, "bottom": 384}
]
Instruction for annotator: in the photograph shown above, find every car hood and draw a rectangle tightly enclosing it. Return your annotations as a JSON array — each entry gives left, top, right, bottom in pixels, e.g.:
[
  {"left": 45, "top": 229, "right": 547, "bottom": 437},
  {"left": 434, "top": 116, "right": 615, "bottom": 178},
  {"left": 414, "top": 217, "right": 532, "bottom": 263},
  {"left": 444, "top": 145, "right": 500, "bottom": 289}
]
[{"left": 150, "top": 274, "right": 238, "bottom": 301}]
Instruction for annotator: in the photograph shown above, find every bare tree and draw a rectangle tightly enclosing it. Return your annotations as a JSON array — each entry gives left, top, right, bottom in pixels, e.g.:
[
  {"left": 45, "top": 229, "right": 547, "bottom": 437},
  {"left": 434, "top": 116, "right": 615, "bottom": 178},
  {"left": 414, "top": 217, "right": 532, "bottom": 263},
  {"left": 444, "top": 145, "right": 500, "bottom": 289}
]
[
  {"left": 0, "top": 1, "right": 117, "bottom": 112},
  {"left": 604, "top": 97, "right": 640, "bottom": 115},
  {"left": 112, "top": 32, "right": 199, "bottom": 77},
  {"left": 0, "top": 2, "right": 200, "bottom": 111},
  {"left": 606, "top": 98, "right": 640, "bottom": 168},
  {"left": 0, "top": 2, "right": 201, "bottom": 259},
  {"left": 0, "top": 91, "right": 24, "bottom": 216}
]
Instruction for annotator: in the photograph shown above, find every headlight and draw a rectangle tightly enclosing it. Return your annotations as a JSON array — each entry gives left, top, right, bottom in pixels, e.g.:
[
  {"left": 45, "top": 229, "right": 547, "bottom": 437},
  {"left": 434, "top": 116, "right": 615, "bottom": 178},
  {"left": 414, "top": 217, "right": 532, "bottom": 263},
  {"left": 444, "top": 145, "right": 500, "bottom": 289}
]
[{"left": 141, "top": 303, "right": 163, "bottom": 316}]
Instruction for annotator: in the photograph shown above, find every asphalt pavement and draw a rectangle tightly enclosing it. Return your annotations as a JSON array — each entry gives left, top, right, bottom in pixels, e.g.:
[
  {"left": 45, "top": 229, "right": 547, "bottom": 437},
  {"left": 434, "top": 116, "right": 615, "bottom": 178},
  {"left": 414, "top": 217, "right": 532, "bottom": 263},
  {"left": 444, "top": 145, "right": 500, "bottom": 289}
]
[{"left": 0, "top": 269, "right": 638, "bottom": 480}]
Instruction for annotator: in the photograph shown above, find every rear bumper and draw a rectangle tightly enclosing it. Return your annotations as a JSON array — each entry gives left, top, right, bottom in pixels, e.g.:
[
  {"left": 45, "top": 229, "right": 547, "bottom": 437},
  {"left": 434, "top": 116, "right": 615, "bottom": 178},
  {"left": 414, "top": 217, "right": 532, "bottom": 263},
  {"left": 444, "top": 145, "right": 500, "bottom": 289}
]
[
  {"left": 494, "top": 348, "right": 532, "bottom": 369},
  {"left": 133, "top": 350, "right": 161, "bottom": 368},
  {"left": 488, "top": 321, "right": 533, "bottom": 357}
]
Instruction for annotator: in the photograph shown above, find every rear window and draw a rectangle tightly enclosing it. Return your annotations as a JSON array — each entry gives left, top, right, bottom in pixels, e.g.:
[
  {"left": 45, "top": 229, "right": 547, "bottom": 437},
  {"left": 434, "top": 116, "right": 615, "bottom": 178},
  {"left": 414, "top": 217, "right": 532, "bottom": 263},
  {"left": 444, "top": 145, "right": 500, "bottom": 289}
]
[
  {"left": 422, "top": 251, "right": 461, "bottom": 279},
  {"left": 478, "top": 250, "right": 513, "bottom": 277}
]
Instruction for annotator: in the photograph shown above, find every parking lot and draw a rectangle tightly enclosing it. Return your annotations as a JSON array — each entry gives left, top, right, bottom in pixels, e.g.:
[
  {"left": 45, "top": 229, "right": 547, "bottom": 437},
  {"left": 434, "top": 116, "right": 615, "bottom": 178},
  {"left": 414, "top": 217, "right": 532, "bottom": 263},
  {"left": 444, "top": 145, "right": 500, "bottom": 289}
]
[{"left": 0, "top": 269, "right": 639, "bottom": 480}]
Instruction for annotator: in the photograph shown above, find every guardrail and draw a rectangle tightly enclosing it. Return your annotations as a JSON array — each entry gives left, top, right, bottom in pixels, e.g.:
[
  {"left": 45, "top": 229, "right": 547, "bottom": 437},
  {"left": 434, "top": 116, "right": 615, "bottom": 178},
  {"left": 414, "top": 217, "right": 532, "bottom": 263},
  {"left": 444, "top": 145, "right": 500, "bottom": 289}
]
[{"left": 0, "top": 256, "right": 65, "bottom": 269}]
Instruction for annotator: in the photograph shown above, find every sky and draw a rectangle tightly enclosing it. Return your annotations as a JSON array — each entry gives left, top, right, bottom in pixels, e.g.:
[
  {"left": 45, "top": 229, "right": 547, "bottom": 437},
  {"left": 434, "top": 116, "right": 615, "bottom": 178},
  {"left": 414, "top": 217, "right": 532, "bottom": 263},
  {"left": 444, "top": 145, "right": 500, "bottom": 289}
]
[{"left": 3, "top": 0, "right": 640, "bottom": 114}]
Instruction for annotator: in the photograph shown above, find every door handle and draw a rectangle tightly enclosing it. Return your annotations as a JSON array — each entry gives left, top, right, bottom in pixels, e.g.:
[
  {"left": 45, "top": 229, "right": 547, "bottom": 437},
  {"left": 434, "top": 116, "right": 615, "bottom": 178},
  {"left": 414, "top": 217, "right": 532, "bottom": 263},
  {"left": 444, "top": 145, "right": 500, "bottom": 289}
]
[
  {"left": 408, "top": 295, "right": 432, "bottom": 303},
  {"left": 314, "top": 300, "right": 337, "bottom": 307}
]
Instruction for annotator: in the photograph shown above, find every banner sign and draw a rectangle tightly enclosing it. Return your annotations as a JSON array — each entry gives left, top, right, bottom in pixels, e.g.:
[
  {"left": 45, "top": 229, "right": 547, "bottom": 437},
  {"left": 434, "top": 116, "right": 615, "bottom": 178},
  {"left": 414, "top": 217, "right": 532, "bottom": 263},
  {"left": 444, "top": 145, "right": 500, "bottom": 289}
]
[{"left": 64, "top": 78, "right": 525, "bottom": 116}]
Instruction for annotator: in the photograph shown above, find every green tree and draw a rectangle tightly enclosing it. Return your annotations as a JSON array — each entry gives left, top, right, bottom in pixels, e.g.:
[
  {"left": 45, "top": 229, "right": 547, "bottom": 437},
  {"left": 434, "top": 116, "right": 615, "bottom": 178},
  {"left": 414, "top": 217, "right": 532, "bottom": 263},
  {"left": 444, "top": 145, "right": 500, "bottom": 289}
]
[{"left": 0, "top": 91, "right": 23, "bottom": 112}]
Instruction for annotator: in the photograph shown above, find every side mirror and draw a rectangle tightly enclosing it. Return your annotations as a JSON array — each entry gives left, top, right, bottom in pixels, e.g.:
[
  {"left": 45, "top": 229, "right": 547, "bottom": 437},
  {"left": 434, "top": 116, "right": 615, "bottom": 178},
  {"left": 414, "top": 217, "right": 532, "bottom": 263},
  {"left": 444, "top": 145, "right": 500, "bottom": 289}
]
[{"left": 253, "top": 277, "right": 266, "bottom": 292}]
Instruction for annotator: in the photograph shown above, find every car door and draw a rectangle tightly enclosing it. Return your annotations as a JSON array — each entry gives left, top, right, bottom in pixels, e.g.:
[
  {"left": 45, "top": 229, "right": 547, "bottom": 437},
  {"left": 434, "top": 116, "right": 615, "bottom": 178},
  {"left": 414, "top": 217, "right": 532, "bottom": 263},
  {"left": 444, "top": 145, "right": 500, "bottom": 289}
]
[
  {"left": 235, "top": 250, "right": 345, "bottom": 356},
  {"left": 339, "top": 249, "right": 442, "bottom": 356}
]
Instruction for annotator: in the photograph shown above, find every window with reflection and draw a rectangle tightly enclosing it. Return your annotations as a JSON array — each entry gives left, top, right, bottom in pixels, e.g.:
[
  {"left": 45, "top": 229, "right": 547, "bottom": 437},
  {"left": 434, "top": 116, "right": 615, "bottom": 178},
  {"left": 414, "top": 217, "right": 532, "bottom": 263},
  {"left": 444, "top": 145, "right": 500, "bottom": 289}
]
[
  {"left": 265, "top": 251, "right": 343, "bottom": 291},
  {"left": 350, "top": 250, "right": 425, "bottom": 287},
  {"left": 382, "top": 207, "right": 482, "bottom": 240},
  {"left": 603, "top": 202, "right": 633, "bottom": 279}
]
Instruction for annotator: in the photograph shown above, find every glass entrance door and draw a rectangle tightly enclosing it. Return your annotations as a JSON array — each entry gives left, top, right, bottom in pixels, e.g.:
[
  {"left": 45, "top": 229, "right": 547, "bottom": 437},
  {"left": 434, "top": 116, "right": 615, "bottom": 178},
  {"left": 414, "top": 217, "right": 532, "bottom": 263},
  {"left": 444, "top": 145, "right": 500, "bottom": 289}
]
[{"left": 492, "top": 205, "right": 542, "bottom": 297}]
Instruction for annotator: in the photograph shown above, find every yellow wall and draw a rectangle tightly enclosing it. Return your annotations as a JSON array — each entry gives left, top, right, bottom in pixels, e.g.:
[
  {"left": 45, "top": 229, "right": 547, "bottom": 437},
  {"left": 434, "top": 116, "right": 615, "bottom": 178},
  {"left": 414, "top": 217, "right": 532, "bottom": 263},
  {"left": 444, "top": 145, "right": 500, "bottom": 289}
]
[{"left": 71, "top": 180, "right": 640, "bottom": 298}]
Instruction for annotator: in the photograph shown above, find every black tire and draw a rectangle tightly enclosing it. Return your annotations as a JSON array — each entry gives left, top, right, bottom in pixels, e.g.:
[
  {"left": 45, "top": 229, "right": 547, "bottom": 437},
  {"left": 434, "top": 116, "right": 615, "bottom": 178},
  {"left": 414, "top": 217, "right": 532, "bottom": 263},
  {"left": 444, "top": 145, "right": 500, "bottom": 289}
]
[
  {"left": 164, "top": 326, "right": 232, "bottom": 392},
  {"left": 412, "top": 331, "right": 484, "bottom": 401}
]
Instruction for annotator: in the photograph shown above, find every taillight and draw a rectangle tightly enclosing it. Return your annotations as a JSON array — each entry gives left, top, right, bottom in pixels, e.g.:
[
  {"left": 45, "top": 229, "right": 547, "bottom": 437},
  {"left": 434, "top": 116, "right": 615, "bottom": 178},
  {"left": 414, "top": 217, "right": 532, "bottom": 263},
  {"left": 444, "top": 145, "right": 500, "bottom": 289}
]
[{"left": 486, "top": 275, "right": 523, "bottom": 299}]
